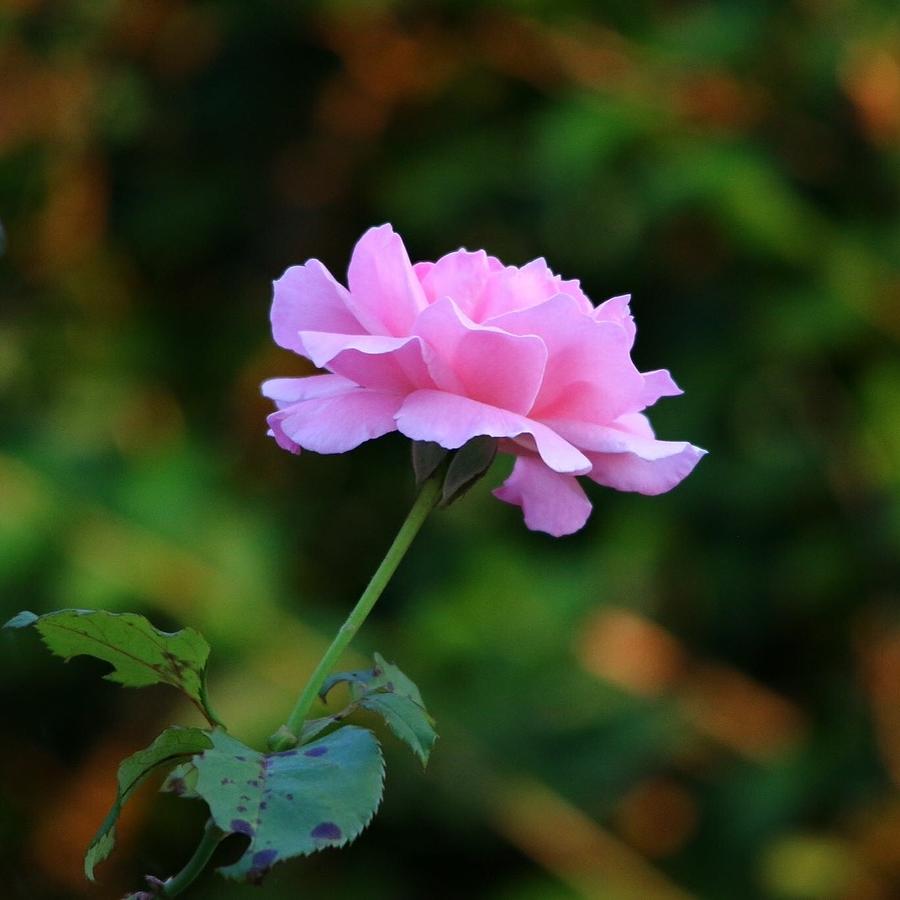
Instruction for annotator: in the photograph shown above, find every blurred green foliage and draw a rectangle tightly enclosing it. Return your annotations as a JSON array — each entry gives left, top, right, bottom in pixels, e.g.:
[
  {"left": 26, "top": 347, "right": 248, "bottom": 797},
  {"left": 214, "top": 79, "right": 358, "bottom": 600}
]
[{"left": 1, "top": 1, "right": 899, "bottom": 898}]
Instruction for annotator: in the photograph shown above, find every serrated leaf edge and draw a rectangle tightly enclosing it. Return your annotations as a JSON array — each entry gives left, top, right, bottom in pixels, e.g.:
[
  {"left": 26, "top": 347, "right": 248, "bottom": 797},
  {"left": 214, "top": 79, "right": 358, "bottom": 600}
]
[
  {"left": 196, "top": 728, "right": 387, "bottom": 882},
  {"left": 6, "top": 608, "right": 220, "bottom": 726}
]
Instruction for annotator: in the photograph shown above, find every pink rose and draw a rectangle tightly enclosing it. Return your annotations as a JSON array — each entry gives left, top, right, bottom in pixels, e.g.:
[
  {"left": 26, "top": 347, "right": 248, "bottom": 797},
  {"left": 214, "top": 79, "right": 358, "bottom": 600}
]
[{"left": 263, "top": 225, "right": 705, "bottom": 536}]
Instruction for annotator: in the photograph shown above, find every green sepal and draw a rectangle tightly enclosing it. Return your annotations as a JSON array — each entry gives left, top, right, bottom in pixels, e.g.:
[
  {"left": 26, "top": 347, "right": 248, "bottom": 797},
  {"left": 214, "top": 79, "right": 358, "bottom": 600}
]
[
  {"left": 411, "top": 440, "right": 449, "bottom": 487},
  {"left": 320, "top": 653, "right": 437, "bottom": 766},
  {"left": 191, "top": 726, "right": 384, "bottom": 883},
  {"left": 4, "top": 608, "right": 221, "bottom": 725},
  {"left": 358, "top": 691, "right": 437, "bottom": 767},
  {"left": 410, "top": 436, "right": 497, "bottom": 505},
  {"left": 85, "top": 726, "right": 212, "bottom": 880},
  {"left": 440, "top": 435, "right": 498, "bottom": 506}
]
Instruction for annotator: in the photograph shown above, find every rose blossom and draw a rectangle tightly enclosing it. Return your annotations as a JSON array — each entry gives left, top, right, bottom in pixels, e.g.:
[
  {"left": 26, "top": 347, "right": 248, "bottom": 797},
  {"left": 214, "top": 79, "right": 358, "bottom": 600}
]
[{"left": 263, "top": 225, "right": 705, "bottom": 536}]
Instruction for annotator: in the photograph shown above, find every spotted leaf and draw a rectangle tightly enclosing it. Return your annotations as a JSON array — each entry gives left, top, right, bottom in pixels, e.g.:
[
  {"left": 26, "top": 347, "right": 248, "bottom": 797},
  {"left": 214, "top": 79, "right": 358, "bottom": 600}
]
[{"left": 192, "top": 726, "right": 384, "bottom": 883}]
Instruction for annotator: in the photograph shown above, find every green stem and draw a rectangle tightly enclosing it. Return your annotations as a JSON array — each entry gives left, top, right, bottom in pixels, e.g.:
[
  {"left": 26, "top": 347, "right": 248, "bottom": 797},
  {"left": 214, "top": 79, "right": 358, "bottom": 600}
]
[
  {"left": 271, "top": 473, "right": 443, "bottom": 751},
  {"left": 161, "top": 818, "right": 224, "bottom": 897},
  {"left": 198, "top": 673, "right": 226, "bottom": 730}
]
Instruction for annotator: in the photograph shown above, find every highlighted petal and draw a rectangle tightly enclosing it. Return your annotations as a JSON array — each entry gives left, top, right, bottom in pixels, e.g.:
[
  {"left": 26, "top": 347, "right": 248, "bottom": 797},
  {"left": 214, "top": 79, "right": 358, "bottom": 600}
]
[
  {"left": 594, "top": 294, "right": 635, "bottom": 347},
  {"left": 549, "top": 418, "right": 699, "bottom": 458},
  {"left": 640, "top": 369, "right": 683, "bottom": 409},
  {"left": 492, "top": 294, "right": 644, "bottom": 422},
  {"left": 415, "top": 297, "right": 547, "bottom": 414},
  {"left": 396, "top": 390, "right": 590, "bottom": 475},
  {"left": 549, "top": 417, "right": 707, "bottom": 495},
  {"left": 417, "top": 249, "right": 498, "bottom": 319},
  {"left": 494, "top": 457, "right": 592, "bottom": 537},
  {"left": 299, "top": 332, "right": 432, "bottom": 393},
  {"left": 347, "top": 225, "right": 427, "bottom": 336},
  {"left": 261, "top": 374, "right": 357, "bottom": 409},
  {"left": 268, "top": 390, "right": 402, "bottom": 455},
  {"left": 612, "top": 412, "right": 655, "bottom": 439},
  {"left": 587, "top": 442, "right": 707, "bottom": 496},
  {"left": 271, "top": 261, "right": 364, "bottom": 354}
]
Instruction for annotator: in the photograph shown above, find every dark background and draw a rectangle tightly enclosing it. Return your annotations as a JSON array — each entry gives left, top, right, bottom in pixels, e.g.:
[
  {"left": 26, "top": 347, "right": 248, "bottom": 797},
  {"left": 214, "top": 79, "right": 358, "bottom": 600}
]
[{"left": 2, "top": 1, "right": 899, "bottom": 898}]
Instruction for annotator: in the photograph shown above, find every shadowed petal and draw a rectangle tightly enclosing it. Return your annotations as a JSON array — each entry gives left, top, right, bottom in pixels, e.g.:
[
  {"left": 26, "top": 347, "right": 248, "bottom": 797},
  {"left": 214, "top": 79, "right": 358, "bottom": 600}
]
[
  {"left": 493, "top": 457, "right": 592, "bottom": 537},
  {"left": 491, "top": 294, "right": 644, "bottom": 423},
  {"left": 299, "top": 332, "right": 432, "bottom": 393},
  {"left": 414, "top": 297, "right": 547, "bottom": 414}
]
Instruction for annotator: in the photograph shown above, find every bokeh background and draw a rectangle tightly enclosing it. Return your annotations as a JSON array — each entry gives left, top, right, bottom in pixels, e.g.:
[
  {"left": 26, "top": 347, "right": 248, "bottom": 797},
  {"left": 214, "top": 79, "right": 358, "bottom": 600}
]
[{"left": 2, "top": 1, "right": 900, "bottom": 898}]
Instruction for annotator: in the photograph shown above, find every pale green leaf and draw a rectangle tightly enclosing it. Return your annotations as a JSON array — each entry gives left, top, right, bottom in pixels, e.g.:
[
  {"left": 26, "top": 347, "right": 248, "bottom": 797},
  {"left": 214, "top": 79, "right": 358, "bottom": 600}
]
[
  {"left": 362, "top": 653, "right": 437, "bottom": 765},
  {"left": 85, "top": 726, "right": 212, "bottom": 880},
  {"left": 370, "top": 652, "right": 429, "bottom": 704},
  {"left": 4, "top": 609, "right": 219, "bottom": 723},
  {"left": 319, "top": 653, "right": 437, "bottom": 766},
  {"left": 193, "top": 726, "right": 384, "bottom": 883},
  {"left": 359, "top": 692, "right": 437, "bottom": 767}
]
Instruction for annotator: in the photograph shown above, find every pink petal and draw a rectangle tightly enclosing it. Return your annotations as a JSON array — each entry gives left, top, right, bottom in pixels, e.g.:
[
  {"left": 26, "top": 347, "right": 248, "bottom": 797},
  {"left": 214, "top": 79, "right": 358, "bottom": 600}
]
[
  {"left": 261, "top": 374, "right": 357, "bottom": 409},
  {"left": 414, "top": 297, "right": 547, "bottom": 414},
  {"left": 412, "top": 261, "right": 434, "bottom": 281},
  {"left": 267, "top": 418, "right": 303, "bottom": 455},
  {"left": 549, "top": 417, "right": 706, "bottom": 495},
  {"left": 548, "top": 417, "right": 698, "bottom": 458},
  {"left": 479, "top": 257, "right": 593, "bottom": 321},
  {"left": 417, "top": 249, "right": 499, "bottom": 319},
  {"left": 299, "top": 332, "right": 432, "bottom": 393},
  {"left": 268, "top": 389, "right": 402, "bottom": 455},
  {"left": 346, "top": 224, "right": 427, "bottom": 336},
  {"left": 593, "top": 294, "right": 636, "bottom": 347},
  {"left": 493, "top": 456, "right": 592, "bottom": 537},
  {"left": 271, "top": 261, "right": 364, "bottom": 354},
  {"left": 491, "top": 294, "right": 644, "bottom": 423},
  {"left": 395, "top": 390, "right": 591, "bottom": 475},
  {"left": 557, "top": 277, "right": 594, "bottom": 313},
  {"left": 587, "top": 442, "right": 707, "bottom": 495},
  {"left": 612, "top": 412, "right": 655, "bottom": 439},
  {"left": 640, "top": 369, "right": 683, "bottom": 409}
]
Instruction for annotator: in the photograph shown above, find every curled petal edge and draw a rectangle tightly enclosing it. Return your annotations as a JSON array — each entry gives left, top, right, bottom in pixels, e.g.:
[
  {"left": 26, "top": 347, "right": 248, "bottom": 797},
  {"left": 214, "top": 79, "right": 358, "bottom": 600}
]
[
  {"left": 395, "top": 389, "right": 591, "bottom": 476},
  {"left": 493, "top": 457, "right": 592, "bottom": 537}
]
